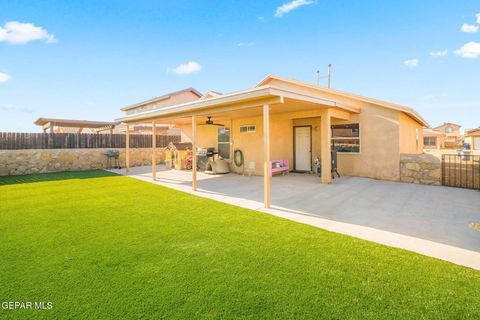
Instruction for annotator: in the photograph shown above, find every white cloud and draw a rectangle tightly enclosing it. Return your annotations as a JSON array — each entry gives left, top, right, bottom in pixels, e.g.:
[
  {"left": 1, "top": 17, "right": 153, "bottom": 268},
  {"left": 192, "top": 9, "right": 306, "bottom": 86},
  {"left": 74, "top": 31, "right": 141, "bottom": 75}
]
[
  {"left": 0, "top": 104, "right": 33, "bottom": 113},
  {"left": 404, "top": 59, "right": 419, "bottom": 68},
  {"left": 275, "top": 0, "right": 314, "bottom": 17},
  {"left": 454, "top": 41, "right": 480, "bottom": 59},
  {"left": 430, "top": 49, "right": 448, "bottom": 57},
  {"left": 423, "top": 93, "right": 448, "bottom": 101},
  {"left": 461, "top": 23, "right": 478, "bottom": 33},
  {"left": 0, "top": 21, "right": 56, "bottom": 44},
  {"left": 237, "top": 42, "right": 255, "bottom": 47},
  {"left": 476, "top": 13, "right": 480, "bottom": 24},
  {"left": 0, "top": 72, "right": 11, "bottom": 83},
  {"left": 168, "top": 61, "right": 202, "bottom": 75}
]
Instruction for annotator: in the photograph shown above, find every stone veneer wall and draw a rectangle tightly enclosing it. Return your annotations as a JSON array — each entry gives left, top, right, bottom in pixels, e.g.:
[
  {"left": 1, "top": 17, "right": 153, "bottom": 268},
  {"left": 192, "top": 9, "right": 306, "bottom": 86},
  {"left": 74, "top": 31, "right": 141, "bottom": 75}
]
[
  {"left": 400, "top": 153, "right": 441, "bottom": 185},
  {"left": 0, "top": 148, "right": 165, "bottom": 176}
]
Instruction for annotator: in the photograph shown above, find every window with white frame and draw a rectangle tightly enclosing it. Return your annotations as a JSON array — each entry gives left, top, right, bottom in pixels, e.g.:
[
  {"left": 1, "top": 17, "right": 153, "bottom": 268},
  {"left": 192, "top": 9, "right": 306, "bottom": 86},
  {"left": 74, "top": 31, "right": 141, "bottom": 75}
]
[
  {"left": 331, "top": 124, "right": 360, "bottom": 153},
  {"left": 239, "top": 125, "right": 256, "bottom": 133},
  {"left": 217, "top": 127, "right": 231, "bottom": 159}
]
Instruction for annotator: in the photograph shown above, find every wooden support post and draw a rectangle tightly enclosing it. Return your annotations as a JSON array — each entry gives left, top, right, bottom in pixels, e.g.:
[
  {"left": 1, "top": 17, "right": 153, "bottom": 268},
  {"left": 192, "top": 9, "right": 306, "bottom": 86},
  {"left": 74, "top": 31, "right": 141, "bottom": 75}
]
[
  {"left": 321, "top": 110, "right": 332, "bottom": 184},
  {"left": 192, "top": 115, "right": 197, "bottom": 191},
  {"left": 126, "top": 124, "right": 130, "bottom": 173},
  {"left": 263, "top": 104, "right": 271, "bottom": 208},
  {"left": 152, "top": 122, "right": 157, "bottom": 181}
]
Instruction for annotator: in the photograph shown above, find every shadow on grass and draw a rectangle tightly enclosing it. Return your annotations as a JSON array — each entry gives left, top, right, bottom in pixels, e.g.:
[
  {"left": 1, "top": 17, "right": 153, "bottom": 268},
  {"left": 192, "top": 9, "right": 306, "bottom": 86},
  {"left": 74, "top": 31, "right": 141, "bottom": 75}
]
[{"left": 0, "top": 170, "right": 120, "bottom": 186}]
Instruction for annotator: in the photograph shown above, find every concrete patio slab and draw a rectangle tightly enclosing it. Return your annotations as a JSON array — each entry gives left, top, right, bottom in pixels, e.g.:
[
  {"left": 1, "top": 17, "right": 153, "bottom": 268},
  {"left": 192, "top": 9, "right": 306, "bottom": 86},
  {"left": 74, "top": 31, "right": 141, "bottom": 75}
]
[{"left": 109, "top": 166, "right": 480, "bottom": 270}]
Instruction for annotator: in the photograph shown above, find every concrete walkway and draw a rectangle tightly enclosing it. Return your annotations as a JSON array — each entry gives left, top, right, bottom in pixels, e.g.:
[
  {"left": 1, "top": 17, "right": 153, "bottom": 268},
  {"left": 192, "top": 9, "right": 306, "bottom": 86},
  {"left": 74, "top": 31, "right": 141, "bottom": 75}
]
[{"left": 110, "top": 166, "right": 480, "bottom": 270}]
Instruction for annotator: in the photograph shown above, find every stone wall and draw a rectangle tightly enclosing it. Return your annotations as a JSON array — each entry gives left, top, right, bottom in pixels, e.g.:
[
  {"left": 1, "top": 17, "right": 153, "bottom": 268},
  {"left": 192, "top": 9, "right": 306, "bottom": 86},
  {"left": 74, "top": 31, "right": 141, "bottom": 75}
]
[
  {"left": 0, "top": 148, "right": 165, "bottom": 176},
  {"left": 400, "top": 153, "right": 441, "bottom": 185}
]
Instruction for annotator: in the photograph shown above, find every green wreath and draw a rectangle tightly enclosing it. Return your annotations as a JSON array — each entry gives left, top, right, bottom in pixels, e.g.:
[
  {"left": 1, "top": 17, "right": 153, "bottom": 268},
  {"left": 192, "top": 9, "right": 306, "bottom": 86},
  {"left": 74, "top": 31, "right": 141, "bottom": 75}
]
[{"left": 233, "top": 149, "right": 244, "bottom": 167}]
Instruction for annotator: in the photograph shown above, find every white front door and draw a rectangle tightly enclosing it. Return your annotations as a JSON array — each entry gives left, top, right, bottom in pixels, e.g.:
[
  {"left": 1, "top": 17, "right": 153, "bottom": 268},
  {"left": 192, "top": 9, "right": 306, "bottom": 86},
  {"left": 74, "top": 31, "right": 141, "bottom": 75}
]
[
  {"left": 294, "top": 126, "right": 311, "bottom": 171},
  {"left": 474, "top": 137, "right": 480, "bottom": 150}
]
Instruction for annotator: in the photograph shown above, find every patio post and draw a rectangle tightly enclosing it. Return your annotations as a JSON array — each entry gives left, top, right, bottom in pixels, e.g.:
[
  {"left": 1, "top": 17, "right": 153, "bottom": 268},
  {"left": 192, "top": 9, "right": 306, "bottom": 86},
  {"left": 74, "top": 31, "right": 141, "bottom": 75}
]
[
  {"left": 192, "top": 115, "right": 197, "bottom": 191},
  {"left": 263, "top": 104, "right": 271, "bottom": 208},
  {"left": 126, "top": 124, "right": 130, "bottom": 173},
  {"left": 152, "top": 121, "right": 156, "bottom": 181},
  {"left": 321, "top": 110, "right": 332, "bottom": 184}
]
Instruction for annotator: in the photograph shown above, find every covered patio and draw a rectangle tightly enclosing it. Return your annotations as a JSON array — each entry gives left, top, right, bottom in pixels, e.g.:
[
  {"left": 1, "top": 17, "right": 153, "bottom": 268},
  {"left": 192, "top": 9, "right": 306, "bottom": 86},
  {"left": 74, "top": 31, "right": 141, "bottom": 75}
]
[{"left": 118, "top": 83, "right": 359, "bottom": 209}]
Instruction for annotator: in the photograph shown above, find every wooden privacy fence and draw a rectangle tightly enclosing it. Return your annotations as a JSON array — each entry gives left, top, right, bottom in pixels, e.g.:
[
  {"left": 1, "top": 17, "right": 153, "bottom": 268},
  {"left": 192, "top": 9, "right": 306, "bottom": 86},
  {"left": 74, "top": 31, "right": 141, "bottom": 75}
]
[{"left": 0, "top": 132, "right": 180, "bottom": 150}]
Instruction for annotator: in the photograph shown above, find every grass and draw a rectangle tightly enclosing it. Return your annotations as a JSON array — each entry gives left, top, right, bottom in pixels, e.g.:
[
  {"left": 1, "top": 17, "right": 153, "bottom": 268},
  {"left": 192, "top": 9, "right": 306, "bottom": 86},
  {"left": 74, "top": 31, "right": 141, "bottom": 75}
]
[{"left": 0, "top": 171, "right": 479, "bottom": 319}]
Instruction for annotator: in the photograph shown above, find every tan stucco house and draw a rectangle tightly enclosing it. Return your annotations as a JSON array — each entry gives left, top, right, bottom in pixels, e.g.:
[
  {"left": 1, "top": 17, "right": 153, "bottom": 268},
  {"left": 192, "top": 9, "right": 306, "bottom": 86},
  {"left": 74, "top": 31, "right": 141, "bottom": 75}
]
[
  {"left": 429, "top": 122, "right": 462, "bottom": 149},
  {"left": 117, "top": 75, "right": 428, "bottom": 208},
  {"left": 423, "top": 128, "right": 446, "bottom": 150},
  {"left": 465, "top": 128, "right": 480, "bottom": 150}
]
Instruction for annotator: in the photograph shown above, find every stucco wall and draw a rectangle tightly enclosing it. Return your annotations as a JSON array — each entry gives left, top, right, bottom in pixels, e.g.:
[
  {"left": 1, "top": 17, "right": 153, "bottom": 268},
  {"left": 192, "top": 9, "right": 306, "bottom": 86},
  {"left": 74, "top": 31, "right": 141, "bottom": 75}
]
[
  {"left": 0, "top": 148, "right": 165, "bottom": 176},
  {"left": 334, "top": 105, "right": 401, "bottom": 181},
  {"left": 181, "top": 115, "right": 294, "bottom": 175},
  {"left": 399, "top": 113, "right": 423, "bottom": 154},
  {"left": 125, "top": 91, "right": 200, "bottom": 115}
]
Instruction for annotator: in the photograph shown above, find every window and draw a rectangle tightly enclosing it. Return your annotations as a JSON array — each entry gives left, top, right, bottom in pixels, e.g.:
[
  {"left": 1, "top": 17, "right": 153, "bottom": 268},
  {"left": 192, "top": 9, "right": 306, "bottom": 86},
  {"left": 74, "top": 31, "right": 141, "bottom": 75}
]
[
  {"left": 424, "top": 136, "right": 437, "bottom": 147},
  {"left": 239, "top": 125, "right": 256, "bottom": 133},
  {"left": 445, "top": 127, "right": 453, "bottom": 133},
  {"left": 331, "top": 124, "right": 360, "bottom": 153},
  {"left": 217, "top": 128, "right": 231, "bottom": 159}
]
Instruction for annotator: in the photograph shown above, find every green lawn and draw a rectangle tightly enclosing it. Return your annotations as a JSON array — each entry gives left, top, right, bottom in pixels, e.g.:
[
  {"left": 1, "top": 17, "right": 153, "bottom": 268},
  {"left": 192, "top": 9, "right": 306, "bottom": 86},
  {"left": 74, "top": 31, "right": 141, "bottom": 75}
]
[{"left": 0, "top": 170, "right": 479, "bottom": 319}]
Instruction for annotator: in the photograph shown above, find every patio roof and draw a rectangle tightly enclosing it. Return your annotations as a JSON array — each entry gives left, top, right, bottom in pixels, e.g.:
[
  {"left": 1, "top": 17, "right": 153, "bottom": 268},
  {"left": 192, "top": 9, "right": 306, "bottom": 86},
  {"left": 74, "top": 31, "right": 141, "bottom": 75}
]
[
  {"left": 34, "top": 117, "right": 116, "bottom": 128},
  {"left": 115, "top": 84, "right": 359, "bottom": 124}
]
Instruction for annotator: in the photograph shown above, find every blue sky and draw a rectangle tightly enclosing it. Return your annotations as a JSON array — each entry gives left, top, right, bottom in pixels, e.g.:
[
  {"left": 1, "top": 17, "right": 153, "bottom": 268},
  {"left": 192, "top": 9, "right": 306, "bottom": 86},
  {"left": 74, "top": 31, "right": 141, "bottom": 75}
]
[{"left": 0, "top": 0, "right": 479, "bottom": 132}]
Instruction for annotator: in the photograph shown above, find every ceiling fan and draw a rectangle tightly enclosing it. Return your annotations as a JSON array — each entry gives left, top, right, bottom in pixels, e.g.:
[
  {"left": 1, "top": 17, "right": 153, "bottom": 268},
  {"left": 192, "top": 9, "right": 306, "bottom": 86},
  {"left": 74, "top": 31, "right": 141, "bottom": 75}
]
[{"left": 200, "top": 116, "right": 224, "bottom": 126}]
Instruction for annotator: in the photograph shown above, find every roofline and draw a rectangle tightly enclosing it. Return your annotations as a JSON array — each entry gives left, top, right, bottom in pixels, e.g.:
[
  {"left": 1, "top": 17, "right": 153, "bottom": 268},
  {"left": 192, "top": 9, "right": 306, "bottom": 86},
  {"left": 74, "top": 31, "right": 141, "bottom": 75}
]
[
  {"left": 115, "top": 85, "right": 359, "bottom": 123},
  {"left": 256, "top": 75, "right": 430, "bottom": 127},
  {"left": 432, "top": 122, "right": 462, "bottom": 129},
  {"left": 423, "top": 129, "right": 443, "bottom": 136},
  {"left": 34, "top": 117, "right": 116, "bottom": 128},
  {"left": 466, "top": 128, "right": 480, "bottom": 135},
  {"left": 120, "top": 87, "right": 203, "bottom": 111}
]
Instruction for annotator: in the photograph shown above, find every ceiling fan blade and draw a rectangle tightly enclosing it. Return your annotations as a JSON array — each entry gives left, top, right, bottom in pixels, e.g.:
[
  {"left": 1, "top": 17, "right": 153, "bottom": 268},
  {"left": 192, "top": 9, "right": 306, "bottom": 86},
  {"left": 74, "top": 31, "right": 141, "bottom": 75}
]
[{"left": 212, "top": 123, "right": 225, "bottom": 126}]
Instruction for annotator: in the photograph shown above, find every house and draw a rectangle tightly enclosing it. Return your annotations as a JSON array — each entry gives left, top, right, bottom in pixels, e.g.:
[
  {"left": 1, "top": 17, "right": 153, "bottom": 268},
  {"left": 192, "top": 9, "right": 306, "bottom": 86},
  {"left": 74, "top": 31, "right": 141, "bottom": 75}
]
[
  {"left": 120, "top": 87, "right": 202, "bottom": 137},
  {"left": 431, "top": 122, "right": 462, "bottom": 149},
  {"left": 121, "top": 88, "right": 202, "bottom": 115},
  {"left": 423, "top": 128, "right": 445, "bottom": 149},
  {"left": 34, "top": 118, "right": 117, "bottom": 134},
  {"left": 116, "top": 75, "right": 429, "bottom": 208},
  {"left": 465, "top": 128, "right": 480, "bottom": 150}
]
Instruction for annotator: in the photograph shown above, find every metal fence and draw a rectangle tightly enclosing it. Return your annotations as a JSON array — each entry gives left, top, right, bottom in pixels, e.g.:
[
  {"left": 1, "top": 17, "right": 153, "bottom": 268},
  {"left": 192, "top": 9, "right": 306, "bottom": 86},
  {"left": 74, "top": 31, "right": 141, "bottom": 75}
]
[
  {"left": 0, "top": 132, "right": 180, "bottom": 150},
  {"left": 442, "top": 154, "right": 480, "bottom": 190}
]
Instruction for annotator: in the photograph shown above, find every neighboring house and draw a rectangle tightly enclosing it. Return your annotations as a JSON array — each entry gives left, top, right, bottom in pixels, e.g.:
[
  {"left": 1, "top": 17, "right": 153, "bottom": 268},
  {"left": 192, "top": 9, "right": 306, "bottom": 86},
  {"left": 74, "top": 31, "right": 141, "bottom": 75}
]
[
  {"left": 117, "top": 75, "right": 428, "bottom": 186},
  {"left": 423, "top": 128, "right": 445, "bottom": 149},
  {"left": 431, "top": 122, "right": 462, "bottom": 149},
  {"left": 120, "top": 87, "right": 202, "bottom": 138},
  {"left": 121, "top": 88, "right": 202, "bottom": 115},
  {"left": 465, "top": 128, "right": 480, "bottom": 150},
  {"left": 34, "top": 118, "right": 117, "bottom": 134}
]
